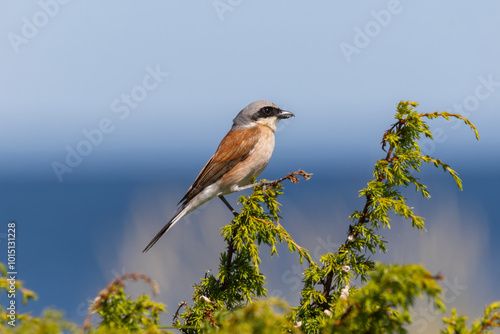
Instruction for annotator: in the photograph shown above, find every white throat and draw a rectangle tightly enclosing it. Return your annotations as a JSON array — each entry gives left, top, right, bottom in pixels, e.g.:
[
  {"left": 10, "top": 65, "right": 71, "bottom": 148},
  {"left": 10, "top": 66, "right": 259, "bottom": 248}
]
[{"left": 255, "top": 116, "right": 278, "bottom": 132}]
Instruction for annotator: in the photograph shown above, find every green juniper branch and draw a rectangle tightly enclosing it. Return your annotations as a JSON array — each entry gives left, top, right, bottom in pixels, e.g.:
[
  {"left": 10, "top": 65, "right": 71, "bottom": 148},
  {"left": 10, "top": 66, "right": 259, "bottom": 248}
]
[
  {"left": 174, "top": 170, "right": 312, "bottom": 332},
  {"left": 291, "top": 100, "right": 480, "bottom": 332},
  {"left": 82, "top": 273, "right": 163, "bottom": 333}
]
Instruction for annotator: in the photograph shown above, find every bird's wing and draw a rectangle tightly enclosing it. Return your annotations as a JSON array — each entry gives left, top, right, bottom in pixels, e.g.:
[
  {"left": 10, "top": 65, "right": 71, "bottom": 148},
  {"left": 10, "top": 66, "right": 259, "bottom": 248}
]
[
  {"left": 178, "top": 126, "right": 261, "bottom": 205},
  {"left": 144, "top": 126, "right": 262, "bottom": 253}
]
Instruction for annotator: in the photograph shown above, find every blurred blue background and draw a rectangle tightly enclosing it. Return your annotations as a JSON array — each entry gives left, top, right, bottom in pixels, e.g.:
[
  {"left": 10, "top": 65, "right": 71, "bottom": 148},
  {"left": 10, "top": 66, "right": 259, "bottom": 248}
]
[{"left": 1, "top": 1, "right": 499, "bottom": 332}]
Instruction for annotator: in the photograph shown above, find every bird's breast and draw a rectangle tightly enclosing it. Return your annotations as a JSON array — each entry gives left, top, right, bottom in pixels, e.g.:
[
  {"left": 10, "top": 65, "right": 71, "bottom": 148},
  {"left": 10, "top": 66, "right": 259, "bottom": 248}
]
[
  {"left": 246, "top": 126, "right": 275, "bottom": 177},
  {"left": 220, "top": 125, "right": 275, "bottom": 191}
]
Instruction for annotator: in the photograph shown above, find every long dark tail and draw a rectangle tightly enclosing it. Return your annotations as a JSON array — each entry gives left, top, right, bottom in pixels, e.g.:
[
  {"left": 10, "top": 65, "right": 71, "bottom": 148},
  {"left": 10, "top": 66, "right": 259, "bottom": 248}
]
[{"left": 142, "top": 207, "right": 186, "bottom": 253}]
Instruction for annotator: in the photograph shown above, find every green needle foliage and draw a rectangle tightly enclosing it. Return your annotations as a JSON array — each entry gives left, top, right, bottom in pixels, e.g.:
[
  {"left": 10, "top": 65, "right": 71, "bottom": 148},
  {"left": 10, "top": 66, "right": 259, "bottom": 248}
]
[
  {"left": 82, "top": 273, "right": 167, "bottom": 334},
  {"left": 174, "top": 171, "right": 312, "bottom": 332},
  {"left": 1, "top": 100, "right": 498, "bottom": 334},
  {"left": 441, "top": 302, "right": 500, "bottom": 334},
  {"left": 325, "top": 263, "right": 445, "bottom": 333},
  {"left": 0, "top": 263, "right": 37, "bottom": 307},
  {"left": 203, "top": 298, "right": 301, "bottom": 334}
]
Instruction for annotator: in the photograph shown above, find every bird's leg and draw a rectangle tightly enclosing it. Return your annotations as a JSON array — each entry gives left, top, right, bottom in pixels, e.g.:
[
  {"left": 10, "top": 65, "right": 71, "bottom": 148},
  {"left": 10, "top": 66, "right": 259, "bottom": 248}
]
[
  {"left": 218, "top": 194, "right": 238, "bottom": 289},
  {"left": 218, "top": 195, "right": 239, "bottom": 217}
]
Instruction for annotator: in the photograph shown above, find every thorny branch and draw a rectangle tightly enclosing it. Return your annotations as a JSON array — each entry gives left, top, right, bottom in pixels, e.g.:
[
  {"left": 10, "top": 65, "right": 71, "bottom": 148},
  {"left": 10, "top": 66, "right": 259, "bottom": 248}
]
[{"left": 232, "top": 169, "right": 313, "bottom": 192}]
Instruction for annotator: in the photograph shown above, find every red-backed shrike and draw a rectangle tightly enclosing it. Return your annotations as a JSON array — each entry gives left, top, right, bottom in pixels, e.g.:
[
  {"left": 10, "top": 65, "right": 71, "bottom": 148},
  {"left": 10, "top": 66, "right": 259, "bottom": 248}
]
[{"left": 143, "top": 100, "right": 294, "bottom": 252}]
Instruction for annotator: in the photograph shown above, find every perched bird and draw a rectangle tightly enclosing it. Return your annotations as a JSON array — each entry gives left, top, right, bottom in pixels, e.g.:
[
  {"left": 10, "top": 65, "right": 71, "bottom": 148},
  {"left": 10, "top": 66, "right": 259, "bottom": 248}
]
[{"left": 143, "top": 100, "right": 294, "bottom": 252}]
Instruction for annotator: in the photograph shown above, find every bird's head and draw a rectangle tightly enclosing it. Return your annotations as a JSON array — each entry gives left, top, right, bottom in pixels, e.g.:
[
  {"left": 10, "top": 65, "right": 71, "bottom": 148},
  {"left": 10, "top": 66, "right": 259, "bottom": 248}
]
[{"left": 232, "top": 100, "right": 294, "bottom": 132}]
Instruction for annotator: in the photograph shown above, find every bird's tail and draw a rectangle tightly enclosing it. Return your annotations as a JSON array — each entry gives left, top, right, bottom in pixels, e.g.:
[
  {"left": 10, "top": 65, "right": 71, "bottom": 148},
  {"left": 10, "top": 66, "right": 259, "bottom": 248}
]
[{"left": 142, "top": 205, "right": 188, "bottom": 253}]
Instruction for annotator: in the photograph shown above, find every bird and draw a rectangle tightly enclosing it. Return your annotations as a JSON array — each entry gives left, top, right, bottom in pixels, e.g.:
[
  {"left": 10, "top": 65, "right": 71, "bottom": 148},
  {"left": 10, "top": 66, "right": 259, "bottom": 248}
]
[{"left": 143, "top": 100, "right": 294, "bottom": 252}]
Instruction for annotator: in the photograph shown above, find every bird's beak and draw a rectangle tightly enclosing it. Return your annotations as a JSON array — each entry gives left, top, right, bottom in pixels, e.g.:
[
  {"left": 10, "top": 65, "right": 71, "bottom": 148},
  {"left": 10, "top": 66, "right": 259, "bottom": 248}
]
[{"left": 278, "top": 110, "right": 295, "bottom": 119}]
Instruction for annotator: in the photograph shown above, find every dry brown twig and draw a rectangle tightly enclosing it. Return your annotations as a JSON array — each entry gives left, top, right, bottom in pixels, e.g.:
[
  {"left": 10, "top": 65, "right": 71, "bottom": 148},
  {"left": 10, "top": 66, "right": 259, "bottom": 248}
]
[
  {"left": 233, "top": 169, "right": 313, "bottom": 192},
  {"left": 172, "top": 301, "right": 188, "bottom": 323}
]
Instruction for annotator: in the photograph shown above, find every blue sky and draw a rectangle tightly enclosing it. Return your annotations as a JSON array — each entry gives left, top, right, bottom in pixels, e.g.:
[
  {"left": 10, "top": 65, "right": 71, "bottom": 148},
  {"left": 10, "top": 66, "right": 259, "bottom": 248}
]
[{"left": 1, "top": 1, "right": 499, "bottom": 332}]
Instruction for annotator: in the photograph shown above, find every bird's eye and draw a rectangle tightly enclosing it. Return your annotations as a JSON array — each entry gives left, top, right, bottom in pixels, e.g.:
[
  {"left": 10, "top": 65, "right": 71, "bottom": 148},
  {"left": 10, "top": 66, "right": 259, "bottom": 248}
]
[{"left": 263, "top": 107, "right": 272, "bottom": 115}]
